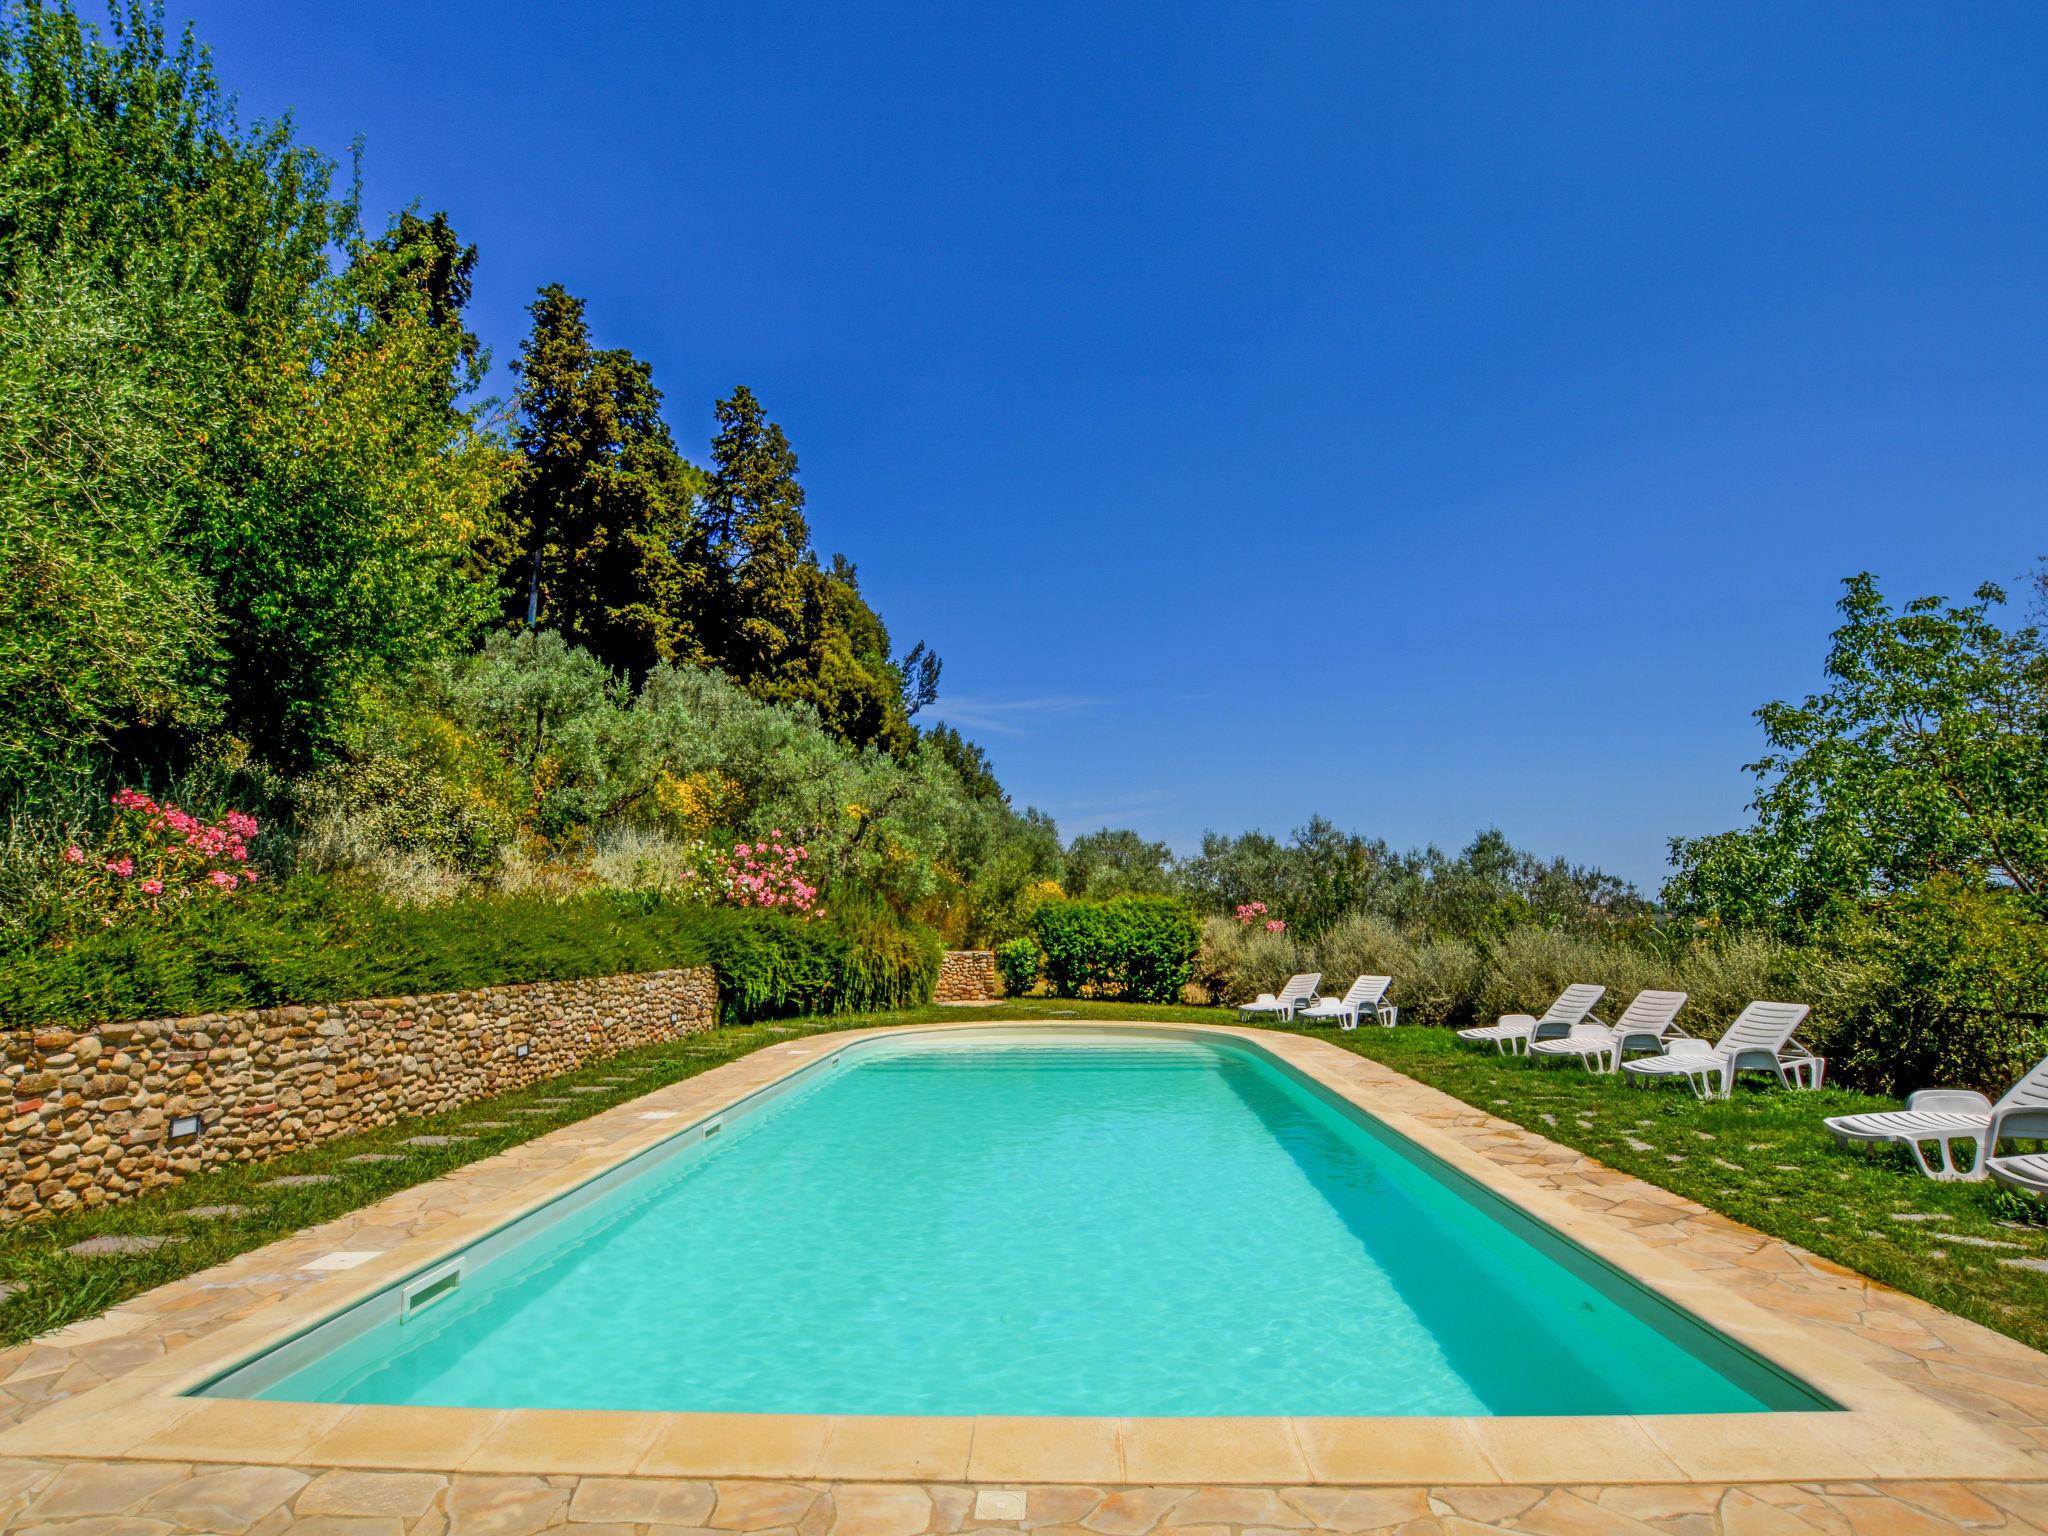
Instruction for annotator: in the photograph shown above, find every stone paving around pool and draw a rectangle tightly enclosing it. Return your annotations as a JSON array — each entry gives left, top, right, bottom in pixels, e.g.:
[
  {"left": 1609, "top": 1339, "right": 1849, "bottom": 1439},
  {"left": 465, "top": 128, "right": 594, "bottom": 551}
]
[
  {"left": 9, "top": 1460, "right": 2048, "bottom": 1535},
  {"left": 8, "top": 1021, "right": 2048, "bottom": 1532}
]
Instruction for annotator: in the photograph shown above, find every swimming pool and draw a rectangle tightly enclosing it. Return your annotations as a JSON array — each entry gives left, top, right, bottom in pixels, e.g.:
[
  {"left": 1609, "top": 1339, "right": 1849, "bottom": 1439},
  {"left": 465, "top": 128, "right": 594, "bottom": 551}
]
[{"left": 201, "top": 1027, "right": 1828, "bottom": 1417}]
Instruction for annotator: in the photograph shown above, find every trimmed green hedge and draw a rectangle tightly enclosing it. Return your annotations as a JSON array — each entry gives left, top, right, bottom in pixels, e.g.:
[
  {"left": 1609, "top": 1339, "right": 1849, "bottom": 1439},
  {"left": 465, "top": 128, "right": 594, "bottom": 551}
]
[
  {"left": 0, "top": 878, "right": 940, "bottom": 1029},
  {"left": 1033, "top": 895, "right": 1200, "bottom": 1003}
]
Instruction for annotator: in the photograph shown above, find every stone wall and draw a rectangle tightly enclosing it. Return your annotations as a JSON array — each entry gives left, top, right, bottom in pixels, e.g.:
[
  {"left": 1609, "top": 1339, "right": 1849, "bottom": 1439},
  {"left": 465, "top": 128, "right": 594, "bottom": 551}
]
[
  {"left": 935, "top": 950, "right": 1002, "bottom": 1002},
  {"left": 0, "top": 966, "right": 718, "bottom": 1223}
]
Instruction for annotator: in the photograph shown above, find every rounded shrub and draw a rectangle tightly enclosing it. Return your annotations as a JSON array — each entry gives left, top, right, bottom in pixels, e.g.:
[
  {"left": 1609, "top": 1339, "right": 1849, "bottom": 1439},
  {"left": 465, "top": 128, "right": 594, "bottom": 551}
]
[{"left": 994, "top": 936, "right": 1042, "bottom": 996}]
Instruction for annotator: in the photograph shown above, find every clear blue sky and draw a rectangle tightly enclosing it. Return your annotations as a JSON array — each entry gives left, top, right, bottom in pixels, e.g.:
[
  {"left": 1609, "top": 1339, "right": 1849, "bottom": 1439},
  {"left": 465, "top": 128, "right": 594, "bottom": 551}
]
[{"left": 173, "top": 1, "right": 2047, "bottom": 890}]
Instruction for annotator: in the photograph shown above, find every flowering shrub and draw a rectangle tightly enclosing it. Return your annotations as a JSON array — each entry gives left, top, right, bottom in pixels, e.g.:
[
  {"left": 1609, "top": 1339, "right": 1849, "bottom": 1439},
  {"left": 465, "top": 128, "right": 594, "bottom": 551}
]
[
  {"left": 53, "top": 789, "right": 260, "bottom": 926},
  {"left": 1234, "top": 901, "right": 1283, "bottom": 933},
  {"left": 715, "top": 830, "right": 818, "bottom": 915}
]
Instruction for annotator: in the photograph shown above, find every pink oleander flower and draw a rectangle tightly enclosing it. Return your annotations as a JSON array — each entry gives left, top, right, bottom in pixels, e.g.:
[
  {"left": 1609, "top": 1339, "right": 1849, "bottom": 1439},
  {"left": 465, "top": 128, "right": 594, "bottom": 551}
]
[
  {"left": 140, "top": 879, "right": 163, "bottom": 895},
  {"left": 105, "top": 857, "right": 135, "bottom": 877},
  {"left": 1265, "top": 919, "right": 1286, "bottom": 933},
  {"left": 208, "top": 870, "right": 238, "bottom": 890},
  {"left": 241, "top": 869, "right": 258, "bottom": 884},
  {"left": 64, "top": 845, "right": 86, "bottom": 865}
]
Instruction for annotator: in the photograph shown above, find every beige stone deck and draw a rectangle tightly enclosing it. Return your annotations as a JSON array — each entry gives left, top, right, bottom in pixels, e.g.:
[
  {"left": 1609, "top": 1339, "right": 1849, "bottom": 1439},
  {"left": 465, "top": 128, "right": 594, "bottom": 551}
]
[{"left": 4, "top": 1020, "right": 2048, "bottom": 1533}]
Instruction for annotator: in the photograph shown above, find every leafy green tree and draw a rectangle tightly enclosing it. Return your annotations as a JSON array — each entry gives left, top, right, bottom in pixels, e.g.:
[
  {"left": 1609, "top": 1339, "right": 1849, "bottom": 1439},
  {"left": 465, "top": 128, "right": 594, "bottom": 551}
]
[
  {"left": 1667, "top": 574, "right": 2048, "bottom": 932},
  {"left": 0, "top": 262, "right": 220, "bottom": 797},
  {"left": 192, "top": 218, "right": 512, "bottom": 762},
  {"left": 0, "top": 3, "right": 509, "bottom": 771},
  {"left": 500, "top": 285, "right": 706, "bottom": 680},
  {"left": 898, "top": 640, "right": 941, "bottom": 718},
  {"left": 1177, "top": 819, "right": 1642, "bottom": 937},
  {"left": 692, "top": 387, "right": 935, "bottom": 754},
  {"left": 697, "top": 384, "right": 810, "bottom": 677},
  {"left": 375, "top": 210, "right": 479, "bottom": 363},
  {"left": 0, "top": 1, "right": 337, "bottom": 314},
  {"left": 496, "top": 317, "right": 935, "bottom": 753},
  {"left": 960, "top": 807, "right": 1065, "bottom": 943},
  {"left": 924, "top": 723, "right": 1005, "bottom": 804},
  {"left": 1065, "top": 827, "right": 1176, "bottom": 897}
]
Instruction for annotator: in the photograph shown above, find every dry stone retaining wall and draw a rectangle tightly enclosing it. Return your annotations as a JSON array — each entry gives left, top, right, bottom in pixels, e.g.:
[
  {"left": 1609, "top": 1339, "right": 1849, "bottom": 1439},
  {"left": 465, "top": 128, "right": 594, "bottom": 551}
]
[
  {"left": 0, "top": 966, "right": 717, "bottom": 1223},
  {"left": 935, "top": 950, "right": 1002, "bottom": 1002}
]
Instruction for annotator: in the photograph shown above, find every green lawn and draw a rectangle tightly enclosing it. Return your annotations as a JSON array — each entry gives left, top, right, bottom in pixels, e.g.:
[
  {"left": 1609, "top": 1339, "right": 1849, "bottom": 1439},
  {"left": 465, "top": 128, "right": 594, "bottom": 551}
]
[
  {"left": 1306, "top": 1020, "right": 2048, "bottom": 1352},
  {"left": 4, "top": 1000, "right": 2046, "bottom": 1357}
]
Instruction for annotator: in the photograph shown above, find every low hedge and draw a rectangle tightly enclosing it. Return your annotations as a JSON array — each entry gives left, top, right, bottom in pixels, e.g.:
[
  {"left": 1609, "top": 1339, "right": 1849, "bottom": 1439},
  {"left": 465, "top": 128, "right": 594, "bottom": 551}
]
[
  {"left": 1033, "top": 895, "right": 1200, "bottom": 1003},
  {"left": 0, "top": 877, "right": 940, "bottom": 1029}
]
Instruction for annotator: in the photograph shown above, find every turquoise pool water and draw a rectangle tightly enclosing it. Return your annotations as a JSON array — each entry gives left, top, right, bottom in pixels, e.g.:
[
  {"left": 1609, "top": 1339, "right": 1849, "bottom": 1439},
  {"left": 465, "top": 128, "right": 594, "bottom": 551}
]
[{"left": 223, "top": 1030, "right": 1825, "bottom": 1416}]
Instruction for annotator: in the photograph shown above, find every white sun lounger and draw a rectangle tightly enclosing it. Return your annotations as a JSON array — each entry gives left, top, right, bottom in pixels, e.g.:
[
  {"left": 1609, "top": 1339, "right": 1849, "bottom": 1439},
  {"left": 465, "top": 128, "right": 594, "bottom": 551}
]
[
  {"left": 1831, "top": 1053, "right": 2048, "bottom": 1182},
  {"left": 1295, "top": 975, "right": 1396, "bottom": 1030},
  {"left": 1456, "top": 983, "right": 1607, "bottom": 1055},
  {"left": 1529, "top": 990, "right": 1690, "bottom": 1072},
  {"left": 1620, "top": 1002, "right": 1820, "bottom": 1098},
  {"left": 1236, "top": 973, "right": 1321, "bottom": 1024},
  {"left": 1989, "top": 1153, "right": 2048, "bottom": 1201}
]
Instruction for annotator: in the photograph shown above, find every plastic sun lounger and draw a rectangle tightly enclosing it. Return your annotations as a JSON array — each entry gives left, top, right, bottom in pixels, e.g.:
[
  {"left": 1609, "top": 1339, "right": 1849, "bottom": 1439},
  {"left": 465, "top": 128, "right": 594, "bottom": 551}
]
[
  {"left": 1236, "top": 973, "right": 1321, "bottom": 1024},
  {"left": 1830, "top": 1052, "right": 2048, "bottom": 1182},
  {"left": 1528, "top": 990, "right": 1690, "bottom": 1072},
  {"left": 1294, "top": 975, "right": 1396, "bottom": 1030},
  {"left": 1455, "top": 983, "right": 1607, "bottom": 1055},
  {"left": 1989, "top": 1151, "right": 2048, "bottom": 1203},
  {"left": 1620, "top": 1002, "right": 1821, "bottom": 1099}
]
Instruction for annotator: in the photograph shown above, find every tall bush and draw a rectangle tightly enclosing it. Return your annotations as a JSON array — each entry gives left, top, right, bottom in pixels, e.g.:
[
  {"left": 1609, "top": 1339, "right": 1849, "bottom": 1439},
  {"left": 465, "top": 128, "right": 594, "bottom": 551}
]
[
  {"left": 1034, "top": 895, "right": 1200, "bottom": 1003},
  {"left": 1809, "top": 881, "right": 2048, "bottom": 1094},
  {"left": 1397, "top": 936, "right": 1485, "bottom": 1026},
  {"left": 1471, "top": 927, "right": 1671, "bottom": 1024},
  {"left": 1311, "top": 913, "right": 1416, "bottom": 992},
  {"left": 1193, "top": 915, "right": 1308, "bottom": 1005}
]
